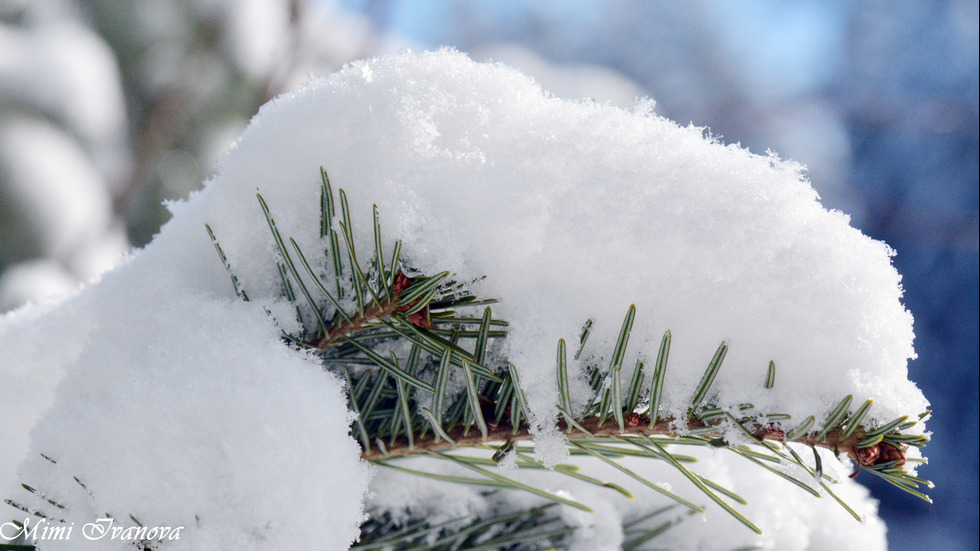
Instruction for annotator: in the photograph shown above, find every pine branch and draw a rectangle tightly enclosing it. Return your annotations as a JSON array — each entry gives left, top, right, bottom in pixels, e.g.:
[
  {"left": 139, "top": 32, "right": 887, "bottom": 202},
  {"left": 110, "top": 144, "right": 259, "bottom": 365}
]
[
  {"left": 353, "top": 501, "right": 572, "bottom": 550},
  {"left": 210, "top": 168, "right": 931, "bottom": 542},
  {"left": 7, "top": 167, "right": 930, "bottom": 550},
  {"left": 356, "top": 411, "right": 911, "bottom": 466}
]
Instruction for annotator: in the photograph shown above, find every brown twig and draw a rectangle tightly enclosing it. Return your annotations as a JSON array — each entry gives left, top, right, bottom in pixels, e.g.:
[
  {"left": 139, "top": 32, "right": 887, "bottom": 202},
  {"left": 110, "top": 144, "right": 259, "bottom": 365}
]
[
  {"left": 313, "top": 272, "right": 432, "bottom": 348},
  {"left": 328, "top": 274, "right": 906, "bottom": 475},
  {"left": 362, "top": 413, "right": 906, "bottom": 473}
]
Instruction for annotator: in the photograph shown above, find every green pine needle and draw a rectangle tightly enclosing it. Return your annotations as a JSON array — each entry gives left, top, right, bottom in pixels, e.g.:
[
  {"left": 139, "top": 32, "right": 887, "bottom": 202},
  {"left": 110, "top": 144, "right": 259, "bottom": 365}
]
[
  {"left": 764, "top": 360, "right": 775, "bottom": 389},
  {"left": 647, "top": 330, "right": 670, "bottom": 428},
  {"left": 817, "top": 394, "right": 853, "bottom": 439},
  {"left": 690, "top": 342, "right": 728, "bottom": 410}
]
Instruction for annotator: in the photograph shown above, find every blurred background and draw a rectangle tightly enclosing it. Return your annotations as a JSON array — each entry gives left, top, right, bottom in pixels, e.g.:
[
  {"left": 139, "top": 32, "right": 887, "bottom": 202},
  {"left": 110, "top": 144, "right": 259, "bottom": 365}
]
[{"left": 1, "top": 0, "right": 976, "bottom": 548}]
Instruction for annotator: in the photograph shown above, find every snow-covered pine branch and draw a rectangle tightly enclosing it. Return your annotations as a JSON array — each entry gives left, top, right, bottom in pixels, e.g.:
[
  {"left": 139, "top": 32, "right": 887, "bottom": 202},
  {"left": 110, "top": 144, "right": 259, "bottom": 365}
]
[{"left": 0, "top": 50, "right": 929, "bottom": 550}]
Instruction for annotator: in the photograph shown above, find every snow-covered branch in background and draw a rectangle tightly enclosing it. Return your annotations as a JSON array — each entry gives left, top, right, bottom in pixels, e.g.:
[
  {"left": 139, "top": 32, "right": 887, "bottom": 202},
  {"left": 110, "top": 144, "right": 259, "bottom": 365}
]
[
  {"left": 0, "top": 50, "right": 928, "bottom": 550},
  {"left": 0, "top": 11, "right": 131, "bottom": 310},
  {"left": 0, "top": 0, "right": 379, "bottom": 313}
]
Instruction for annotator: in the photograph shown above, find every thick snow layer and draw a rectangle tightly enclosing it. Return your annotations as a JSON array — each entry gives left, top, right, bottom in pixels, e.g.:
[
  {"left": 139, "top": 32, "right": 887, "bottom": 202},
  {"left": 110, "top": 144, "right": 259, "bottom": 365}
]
[
  {"left": 204, "top": 48, "right": 924, "bottom": 433},
  {"left": 2, "top": 251, "right": 370, "bottom": 550},
  {"left": 1, "top": 49, "right": 921, "bottom": 549}
]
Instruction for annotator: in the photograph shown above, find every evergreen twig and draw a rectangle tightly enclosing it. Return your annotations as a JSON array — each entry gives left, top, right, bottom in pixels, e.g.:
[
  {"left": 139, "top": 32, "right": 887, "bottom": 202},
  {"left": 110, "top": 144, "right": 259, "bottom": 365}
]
[
  {"left": 238, "top": 170, "right": 932, "bottom": 545},
  {"left": 6, "top": 168, "right": 931, "bottom": 550}
]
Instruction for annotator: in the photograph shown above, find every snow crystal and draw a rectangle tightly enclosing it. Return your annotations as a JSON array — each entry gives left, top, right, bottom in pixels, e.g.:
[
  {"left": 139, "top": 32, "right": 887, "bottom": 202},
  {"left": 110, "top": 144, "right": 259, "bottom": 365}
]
[{"left": 1, "top": 49, "right": 922, "bottom": 550}]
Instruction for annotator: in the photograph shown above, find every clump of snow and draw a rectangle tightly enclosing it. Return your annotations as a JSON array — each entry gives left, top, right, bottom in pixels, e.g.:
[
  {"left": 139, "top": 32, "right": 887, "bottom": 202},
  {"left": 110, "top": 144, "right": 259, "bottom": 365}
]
[
  {"left": 2, "top": 254, "right": 370, "bottom": 550},
  {"left": 205, "top": 48, "right": 924, "bottom": 435},
  {"left": 1, "top": 49, "right": 923, "bottom": 550}
]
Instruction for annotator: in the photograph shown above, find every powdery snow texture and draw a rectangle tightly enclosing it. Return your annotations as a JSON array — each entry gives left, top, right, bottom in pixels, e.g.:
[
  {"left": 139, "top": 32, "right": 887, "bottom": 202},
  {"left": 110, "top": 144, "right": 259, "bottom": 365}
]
[
  {"left": 214, "top": 48, "right": 924, "bottom": 432},
  {"left": 1, "top": 49, "right": 923, "bottom": 550}
]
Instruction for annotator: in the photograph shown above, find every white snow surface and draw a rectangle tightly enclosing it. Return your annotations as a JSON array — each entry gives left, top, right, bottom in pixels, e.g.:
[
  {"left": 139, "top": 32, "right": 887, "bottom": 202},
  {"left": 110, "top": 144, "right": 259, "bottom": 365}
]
[
  {"left": 2, "top": 247, "right": 369, "bottom": 550},
  {"left": 0, "top": 49, "right": 923, "bottom": 549},
  {"left": 203, "top": 48, "right": 922, "bottom": 433}
]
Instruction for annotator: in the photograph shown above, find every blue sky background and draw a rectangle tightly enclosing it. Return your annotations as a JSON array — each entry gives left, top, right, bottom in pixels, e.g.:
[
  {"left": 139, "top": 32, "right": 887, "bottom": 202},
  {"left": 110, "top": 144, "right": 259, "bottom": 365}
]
[{"left": 336, "top": 1, "right": 979, "bottom": 549}]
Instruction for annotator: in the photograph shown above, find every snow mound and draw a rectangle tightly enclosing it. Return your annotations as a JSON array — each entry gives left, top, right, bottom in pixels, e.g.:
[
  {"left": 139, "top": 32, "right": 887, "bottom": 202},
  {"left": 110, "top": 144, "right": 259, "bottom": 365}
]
[
  {"left": 2, "top": 49, "right": 921, "bottom": 550},
  {"left": 207, "top": 48, "right": 924, "bottom": 436}
]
